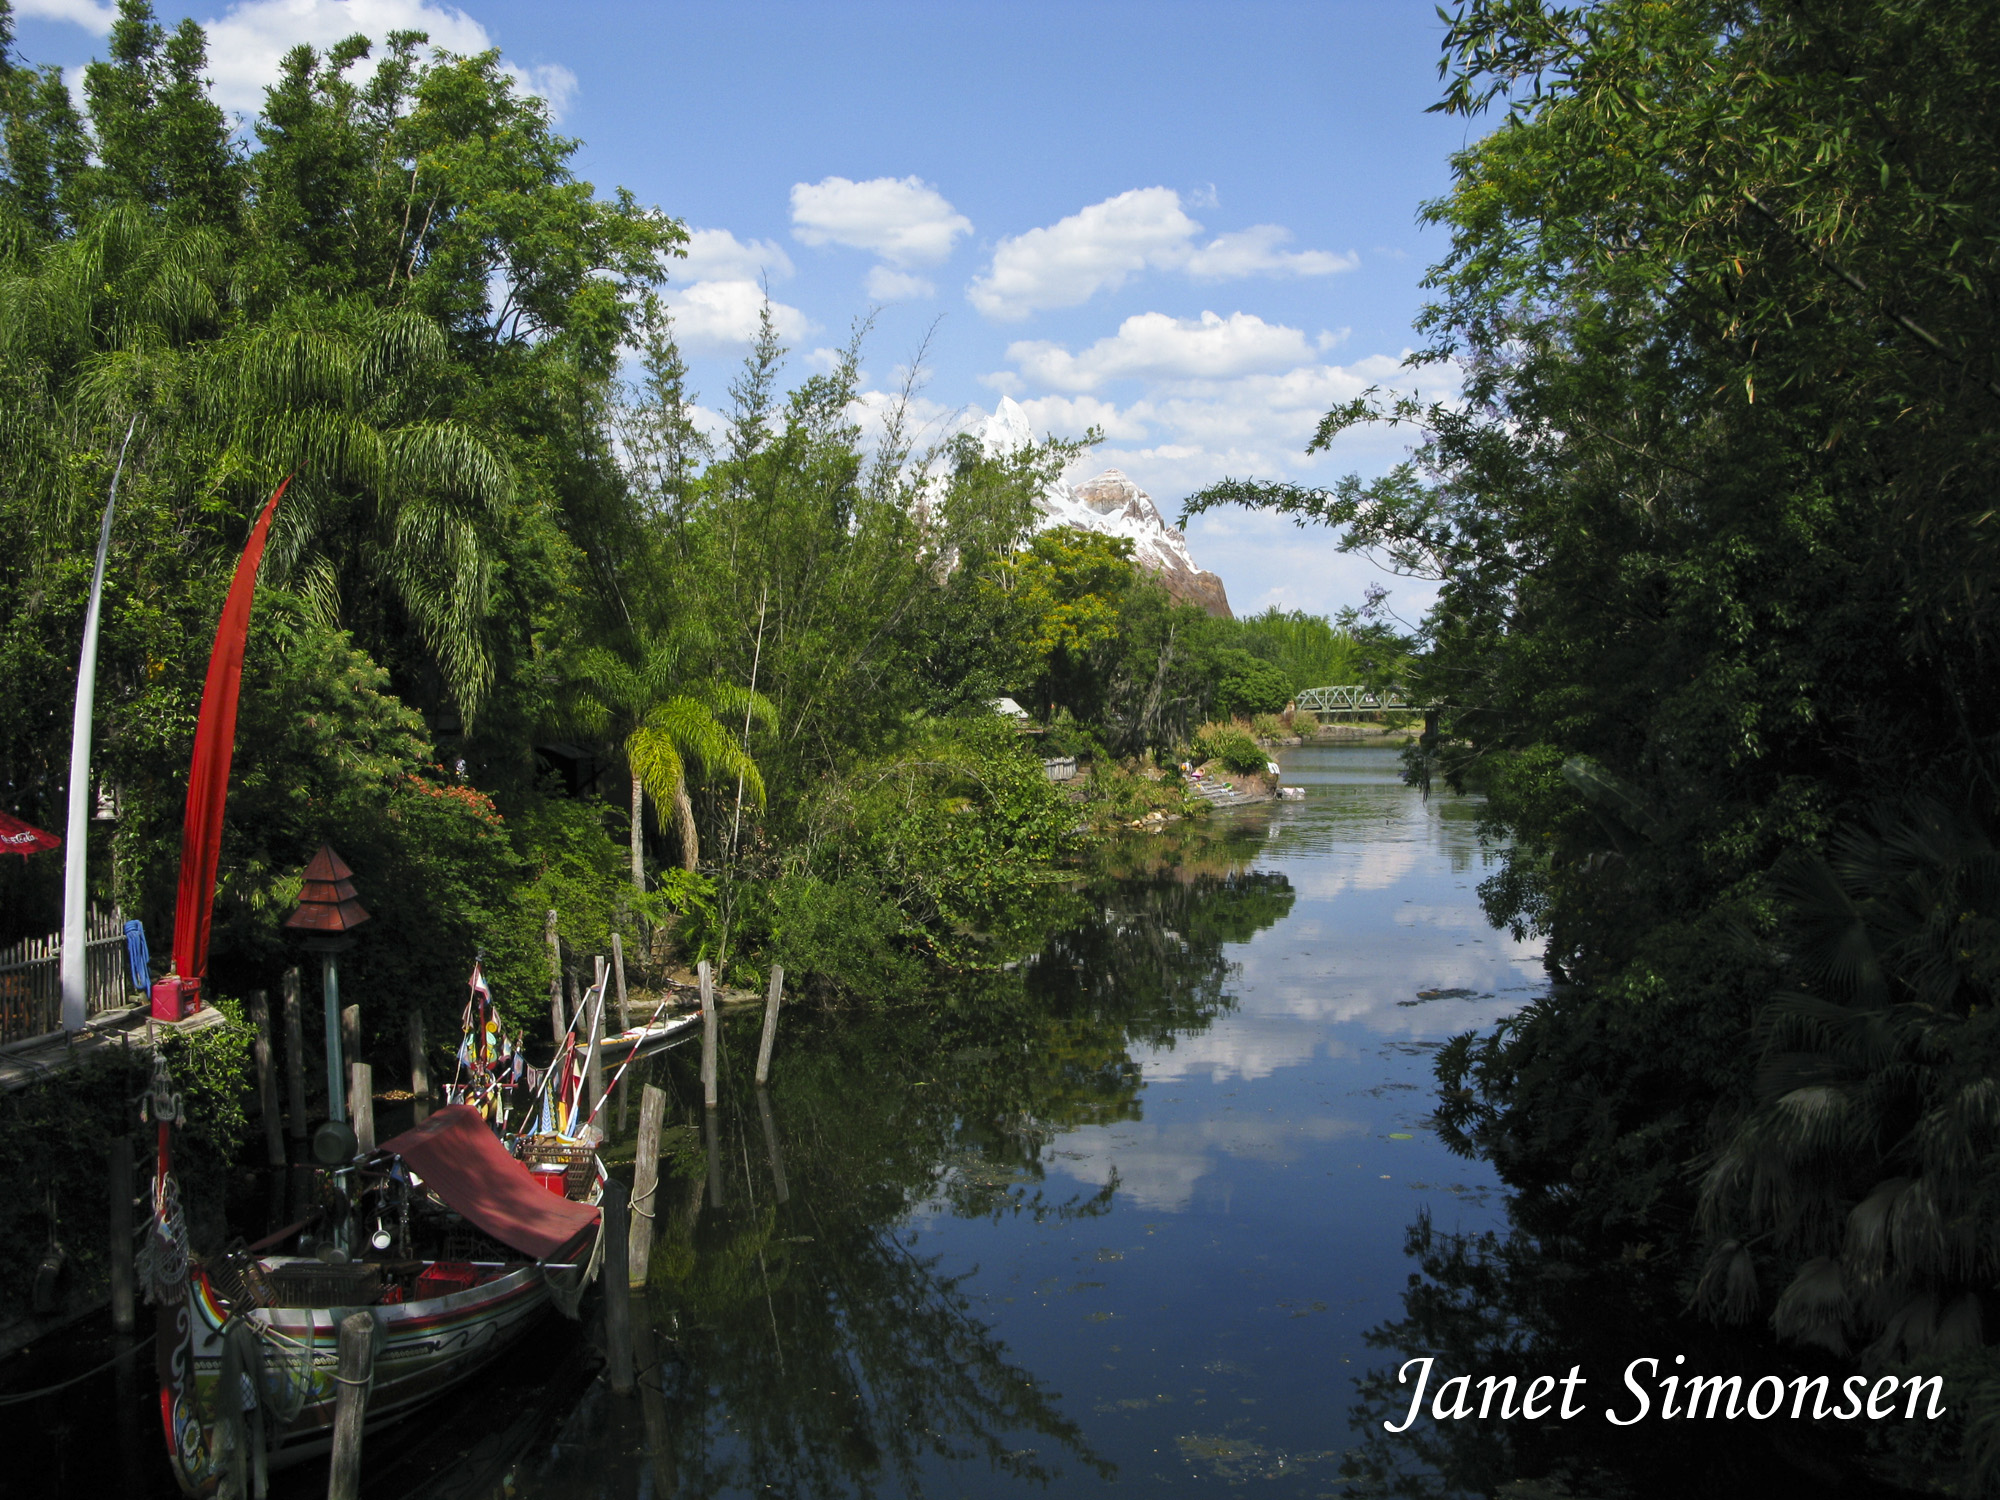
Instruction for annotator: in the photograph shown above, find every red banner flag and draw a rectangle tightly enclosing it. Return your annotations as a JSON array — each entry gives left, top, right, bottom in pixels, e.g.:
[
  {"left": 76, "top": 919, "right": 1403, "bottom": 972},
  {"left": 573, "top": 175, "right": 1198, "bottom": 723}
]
[{"left": 170, "top": 478, "right": 289, "bottom": 981}]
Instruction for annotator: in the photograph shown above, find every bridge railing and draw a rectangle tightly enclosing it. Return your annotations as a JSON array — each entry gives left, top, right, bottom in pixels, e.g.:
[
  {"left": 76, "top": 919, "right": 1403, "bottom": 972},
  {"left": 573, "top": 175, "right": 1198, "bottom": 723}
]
[{"left": 1294, "top": 685, "right": 1421, "bottom": 714}]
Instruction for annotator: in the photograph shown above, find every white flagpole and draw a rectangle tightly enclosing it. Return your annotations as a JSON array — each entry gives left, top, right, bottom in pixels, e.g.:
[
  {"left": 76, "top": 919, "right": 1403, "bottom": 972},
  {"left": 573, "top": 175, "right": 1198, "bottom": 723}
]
[{"left": 61, "top": 420, "right": 136, "bottom": 1034}]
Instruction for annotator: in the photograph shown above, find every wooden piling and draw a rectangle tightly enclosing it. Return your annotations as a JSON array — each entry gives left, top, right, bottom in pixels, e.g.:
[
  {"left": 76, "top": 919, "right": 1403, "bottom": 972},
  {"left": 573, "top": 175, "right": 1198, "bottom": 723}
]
[
  {"left": 634, "top": 1314, "right": 676, "bottom": 1496},
  {"left": 755, "top": 965, "right": 784, "bottom": 1087},
  {"left": 698, "top": 960, "right": 718, "bottom": 1110},
  {"left": 601, "top": 1178, "right": 634, "bottom": 1394},
  {"left": 407, "top": 1012, "right": 430, "bottom": 1124},
  {"left": 349, "top": 1062, "right": 375, "bottom": 1154},
  {"left": 584, "top": 975, "right": 604, "bottom": 1141},
  {"left": 611, "top": 933, "right": 630, "bottom": 1031},
  {"left": 327, "top": 1311, "right": 375, "bottom": 1500},
  {"left": 545, "top": 909, "right": 564, "bottom": 1045},
  {"left": 756, "top": 1087, "right": 790, "bottom": 1205},
  {"left": 108, "top": 1135, "right": 134, "bottom": 1334},
  {"left": 281, "top": 968, "right": 307, "bottom": 1140},
  {"left": 247, "top": 989, "right": 285, "bottom": 1168},
  {"left": 703, "top": 1101, "right": 723, "bottom": 1209},
  {"left": 630, "top": 1085, "right": 666, "bottom": 1286}
]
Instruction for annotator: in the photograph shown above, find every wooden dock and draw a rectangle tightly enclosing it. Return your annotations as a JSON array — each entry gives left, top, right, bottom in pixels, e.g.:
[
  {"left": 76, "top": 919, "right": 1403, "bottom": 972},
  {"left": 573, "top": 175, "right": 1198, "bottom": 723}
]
[{"left": 0, "top": 1002, "right": 228, "bottom": 1094}]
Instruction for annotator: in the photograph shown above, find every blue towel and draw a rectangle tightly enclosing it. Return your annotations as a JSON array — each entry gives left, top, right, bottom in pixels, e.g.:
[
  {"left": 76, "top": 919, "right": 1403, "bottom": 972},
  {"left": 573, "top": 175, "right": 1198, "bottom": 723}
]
[{"left": 123, "top": 920, "right": 150, "bottom": 992}]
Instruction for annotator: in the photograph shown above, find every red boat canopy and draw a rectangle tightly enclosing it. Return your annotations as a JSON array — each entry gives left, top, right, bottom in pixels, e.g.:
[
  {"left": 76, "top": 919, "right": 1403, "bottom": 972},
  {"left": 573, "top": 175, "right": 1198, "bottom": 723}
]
[
  {"left": 0, "top": 810, "right": 58, "bottom": 858},
  {"left": 376, "top": 1105, "right": 599, "bottom": 1262}
]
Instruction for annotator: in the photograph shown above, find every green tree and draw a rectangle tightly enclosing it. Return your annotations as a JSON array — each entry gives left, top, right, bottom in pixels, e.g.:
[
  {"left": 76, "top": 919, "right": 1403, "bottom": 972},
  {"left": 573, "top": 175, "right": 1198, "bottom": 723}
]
[{"left": 1189, "top": 2, "right": 2000, "bottom": 1481}]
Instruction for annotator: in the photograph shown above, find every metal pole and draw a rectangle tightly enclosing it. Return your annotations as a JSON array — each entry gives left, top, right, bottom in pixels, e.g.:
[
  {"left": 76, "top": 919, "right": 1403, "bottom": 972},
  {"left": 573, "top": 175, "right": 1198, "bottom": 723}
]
[
  {"left": 60, "top": 419, "right": 134, "bottom": 1034},
  {"left": 323, "top": 952, "right": 345, "bottom": 1124},
  {"left": 282, "top": 967, "right": 307, "bottom": 1142}
]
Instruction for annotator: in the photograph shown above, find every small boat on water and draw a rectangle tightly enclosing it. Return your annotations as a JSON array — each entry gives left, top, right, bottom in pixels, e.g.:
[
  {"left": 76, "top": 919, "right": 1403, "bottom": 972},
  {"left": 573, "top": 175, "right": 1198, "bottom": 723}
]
[
  {"left": 155, "top": 1101, "right": 604, "bottom": 1497},
  {"left": 603, "top": 1008, "right": 701, "bottom": 1052}
]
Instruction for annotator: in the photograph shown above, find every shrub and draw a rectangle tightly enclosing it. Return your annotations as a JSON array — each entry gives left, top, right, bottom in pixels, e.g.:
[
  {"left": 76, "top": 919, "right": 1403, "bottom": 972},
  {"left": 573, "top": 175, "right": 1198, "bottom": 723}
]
[
  {"left": 1250, "top": 712, "right": 1291, "bottom": 742},
  {"left": 1195, "top": 722, "right": 1269, "bottom": 775}
]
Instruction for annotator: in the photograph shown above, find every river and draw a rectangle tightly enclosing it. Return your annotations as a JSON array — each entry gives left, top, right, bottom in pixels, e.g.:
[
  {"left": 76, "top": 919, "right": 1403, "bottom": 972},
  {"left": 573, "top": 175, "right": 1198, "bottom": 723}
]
[
  {"left": 427, "top": 739, "right": 1544, "bottom": 1498},
  {"left": 13, "top": 741, "right": 1547, "bottom": 1497}
]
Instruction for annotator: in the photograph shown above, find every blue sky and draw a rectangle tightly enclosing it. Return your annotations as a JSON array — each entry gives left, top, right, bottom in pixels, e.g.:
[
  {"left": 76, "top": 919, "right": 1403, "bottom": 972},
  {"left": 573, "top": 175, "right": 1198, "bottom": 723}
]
[{"left": 15, "top": 0, "right": 1479, "bottom": 622}]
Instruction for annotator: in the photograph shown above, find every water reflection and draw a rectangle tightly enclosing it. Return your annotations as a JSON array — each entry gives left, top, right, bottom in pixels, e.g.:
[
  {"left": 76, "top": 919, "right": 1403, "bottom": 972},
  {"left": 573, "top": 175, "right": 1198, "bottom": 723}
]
[
  {"left": 20, "top": 742, "right": 1566, "bottom": 1498},
  {"left": 573, "top": 851, "right": 1302, "bottom": 1499}
]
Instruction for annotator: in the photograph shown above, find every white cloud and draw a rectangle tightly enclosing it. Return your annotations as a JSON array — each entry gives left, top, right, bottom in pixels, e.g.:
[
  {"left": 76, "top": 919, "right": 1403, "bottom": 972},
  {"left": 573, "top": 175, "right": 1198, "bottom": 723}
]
[
  {"left": 968, "top": 187, "right": 1354, "bottom": 319},
  {"left": 1183, "top": 224, "right": 1357, "bottom": 280},
  {"left": 677, "top": 227, "right": 794, "bottom": 285},
  {"left": 665, "top": 279, "right": 812, "bottom": 351},
  {"left": 16, "top": 0, "right": 115, "bottom": 29},
  {"left": 790, "top": 175, "right": 971, "bottom": 267},
  {"left": 864, "top": 265, "right": 934, "bottom": 302},
  {"left": 969, "top": 187, "right": 1197, "bottom": 319},
  {"left": 27, "top": 0, "right": 578, "bottom": 118},
  {"left": 1046, "top": 1115, "right": 1369, "bottom": 1211},
  {"left": 1007, "top": 310, "right": 1317, "bottom": 393}
]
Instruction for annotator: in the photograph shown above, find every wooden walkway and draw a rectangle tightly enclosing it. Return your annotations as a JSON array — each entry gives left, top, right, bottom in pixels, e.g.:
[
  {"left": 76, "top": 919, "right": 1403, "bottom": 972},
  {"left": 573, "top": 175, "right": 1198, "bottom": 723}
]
[{"left": 0, "top": 1003, "right": 228, "bottom": 1093}]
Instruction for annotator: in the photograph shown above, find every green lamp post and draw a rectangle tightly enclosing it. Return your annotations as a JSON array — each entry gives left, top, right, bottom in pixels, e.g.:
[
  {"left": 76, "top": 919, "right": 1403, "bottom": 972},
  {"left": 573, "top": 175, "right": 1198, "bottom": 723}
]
[{"left": 285, "top": 844, "right": 371, "bottom": 1137}]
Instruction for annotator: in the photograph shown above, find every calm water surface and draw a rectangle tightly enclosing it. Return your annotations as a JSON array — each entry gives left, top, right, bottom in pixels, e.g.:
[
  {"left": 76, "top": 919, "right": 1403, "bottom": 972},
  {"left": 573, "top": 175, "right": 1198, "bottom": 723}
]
[
  {"left": 12, "top": 742, "right": 1542, "bottom": 1497},
  {"left": 511, "top": 741, "right": 1542, "bottom": 1498}
]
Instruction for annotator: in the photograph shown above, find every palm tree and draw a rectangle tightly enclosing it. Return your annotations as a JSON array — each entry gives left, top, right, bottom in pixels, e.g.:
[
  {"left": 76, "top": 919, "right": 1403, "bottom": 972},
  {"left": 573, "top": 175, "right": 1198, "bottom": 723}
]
[
  {"left": 572, "top": 633, "right": 774, "bottom": 884},
  {"left": 1, "top": 205, "right": 513, "bottom": 717}
]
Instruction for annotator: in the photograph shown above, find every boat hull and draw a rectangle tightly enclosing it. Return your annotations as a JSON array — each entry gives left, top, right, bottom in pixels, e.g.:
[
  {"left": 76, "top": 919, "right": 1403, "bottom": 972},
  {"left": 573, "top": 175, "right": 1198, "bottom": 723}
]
[{"left": 159, "top": 1263, "right": 554, "bottom": 1496}]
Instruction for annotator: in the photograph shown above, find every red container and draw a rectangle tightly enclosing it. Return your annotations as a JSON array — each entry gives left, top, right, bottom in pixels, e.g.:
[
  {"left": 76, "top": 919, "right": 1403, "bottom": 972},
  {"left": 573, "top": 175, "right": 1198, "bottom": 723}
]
[
  {"left": 530, "top": 1164, "right": 569, "bottom": 1198},
  {"left": 413, "top": 1262, "right": 483, "bottom": 1299},
  {"left": 150, "top": 976, "right": 202, "bottom": 1022}
]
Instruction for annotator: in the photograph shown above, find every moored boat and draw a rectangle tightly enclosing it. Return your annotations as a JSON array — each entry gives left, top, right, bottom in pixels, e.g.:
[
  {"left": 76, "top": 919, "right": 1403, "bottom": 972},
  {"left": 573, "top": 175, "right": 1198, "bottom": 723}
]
[{"left": 152, "top": 1102, "right": 602, "bottom": 1497}]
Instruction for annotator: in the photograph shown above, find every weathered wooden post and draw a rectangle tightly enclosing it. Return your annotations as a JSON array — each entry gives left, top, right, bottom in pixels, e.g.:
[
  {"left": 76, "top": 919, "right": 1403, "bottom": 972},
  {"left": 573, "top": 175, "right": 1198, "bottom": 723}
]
[
  {"left": 281, "top": 967, "right": 307, "bottom": 1143},
  {"left": 247, "top": 989, "right": 284, "bottom": 1168},
  {"left": 327, "top": 1310, "right": 375, "bottom": 1500},
  {"left": 545, "top": 909, "right": 564, "bottom": 1045},
  {"left": 108, "top": 1135, "right": 134, "bottom": 1334},
  {"left": 349, "top": 1062, "right": 375, "bottom": 1154},
  {"left": 630, "top": 1085, "right": 667, "bottom": 1285},
  {"left": 633, "top": 1313, "right": 676, "bottom": 1496},
  {"left": 601, "top": 1177, "right": 634, "bottom": 1394},
  {"left": 611, "top": 933, "right": 631, "bottom": 1031},
  {"left": 703, "top": 1100, "right": 723, "bottom": 1209},
  {"left": 755, "top": 965, "right": 784, "bottom": 1087},
  {"left": 584, "top": 974, "right": 605, "bottom": 1142},
  {"left": 407, "top": 1012, "right": 430, "bottom": 1124},
  {"left": 756, "top": 1087, "right": 790, "bottom": 1205},
  {"left": 698, "top": 960, "right": 718, "bottom": 1111}
]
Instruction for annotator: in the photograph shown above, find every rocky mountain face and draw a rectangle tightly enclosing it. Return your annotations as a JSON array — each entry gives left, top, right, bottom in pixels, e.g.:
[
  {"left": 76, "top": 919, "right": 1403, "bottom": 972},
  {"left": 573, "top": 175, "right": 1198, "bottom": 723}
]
[{"left": 980, "top": 399, "right": 1233, "bottom": 618}]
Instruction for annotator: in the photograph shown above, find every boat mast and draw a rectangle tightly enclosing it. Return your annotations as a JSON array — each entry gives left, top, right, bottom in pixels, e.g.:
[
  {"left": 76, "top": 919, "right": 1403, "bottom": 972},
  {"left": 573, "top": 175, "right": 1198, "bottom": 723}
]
[{"left": 60, "top": 420, "right": 135, "bottom": 1034}]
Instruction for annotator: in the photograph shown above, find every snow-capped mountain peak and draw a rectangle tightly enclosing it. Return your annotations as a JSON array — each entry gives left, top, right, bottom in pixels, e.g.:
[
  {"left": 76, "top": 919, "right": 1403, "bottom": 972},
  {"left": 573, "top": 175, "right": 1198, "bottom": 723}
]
[{"left": 975, "top": 400, "right": 1232, "bottom": 617}]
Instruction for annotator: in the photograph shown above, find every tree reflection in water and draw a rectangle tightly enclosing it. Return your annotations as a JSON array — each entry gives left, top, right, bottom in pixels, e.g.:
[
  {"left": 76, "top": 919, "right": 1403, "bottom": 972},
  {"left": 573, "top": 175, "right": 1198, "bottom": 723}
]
[
  {"left": 596, "top": 841, "right": 1296, "bottom": 1500},
  {"left": 1338, "top": 1215, "right": 1914, "bottom": 1500}
]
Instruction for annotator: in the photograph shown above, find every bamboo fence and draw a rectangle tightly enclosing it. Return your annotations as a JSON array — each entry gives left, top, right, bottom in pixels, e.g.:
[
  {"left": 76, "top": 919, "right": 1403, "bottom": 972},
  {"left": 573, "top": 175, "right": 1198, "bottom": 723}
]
[{"left": 0, "top": 906, "right": 135, "bottom": 1044}]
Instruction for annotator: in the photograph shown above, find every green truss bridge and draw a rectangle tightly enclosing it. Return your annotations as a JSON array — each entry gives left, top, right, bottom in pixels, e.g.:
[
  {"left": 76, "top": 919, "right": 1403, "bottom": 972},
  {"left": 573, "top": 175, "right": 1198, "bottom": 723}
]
[{"left": 1293, "top": 685, "right": 1425, "bottom": 715}]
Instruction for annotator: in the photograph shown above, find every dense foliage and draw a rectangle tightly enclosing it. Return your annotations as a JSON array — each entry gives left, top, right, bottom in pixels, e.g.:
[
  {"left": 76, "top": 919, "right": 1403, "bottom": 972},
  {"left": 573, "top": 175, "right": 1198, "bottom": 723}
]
[{"left": 1190, "top": 0, "right": 2000, "bottom": 1485}]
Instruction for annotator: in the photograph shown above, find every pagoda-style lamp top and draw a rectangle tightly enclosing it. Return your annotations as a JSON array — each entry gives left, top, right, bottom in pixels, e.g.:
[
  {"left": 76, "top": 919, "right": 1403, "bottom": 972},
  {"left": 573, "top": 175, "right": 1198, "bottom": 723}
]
[{"left": 284, "top": 844, "right": 371, "bottom": 936}]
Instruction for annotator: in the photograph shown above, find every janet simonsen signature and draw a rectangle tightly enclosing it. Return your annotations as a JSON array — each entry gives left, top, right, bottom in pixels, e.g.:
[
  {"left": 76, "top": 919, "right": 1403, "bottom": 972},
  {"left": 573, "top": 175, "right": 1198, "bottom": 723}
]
[{"left": 1383, "top": 1355, "right": 1947, "bottom": 1432}]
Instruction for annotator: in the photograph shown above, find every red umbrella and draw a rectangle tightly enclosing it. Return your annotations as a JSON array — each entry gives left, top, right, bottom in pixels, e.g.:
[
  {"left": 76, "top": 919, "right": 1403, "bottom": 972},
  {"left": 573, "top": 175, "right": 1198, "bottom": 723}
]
[{"left": 0, "top": 810, "right": 60, "bottom": 858}]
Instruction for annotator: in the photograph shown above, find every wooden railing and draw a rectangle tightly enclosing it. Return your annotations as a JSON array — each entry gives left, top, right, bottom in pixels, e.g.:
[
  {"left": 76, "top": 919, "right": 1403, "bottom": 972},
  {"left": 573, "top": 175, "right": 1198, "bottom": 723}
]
[{"left": 0, "top": 906, "right": 136, "bottom": 1045}]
